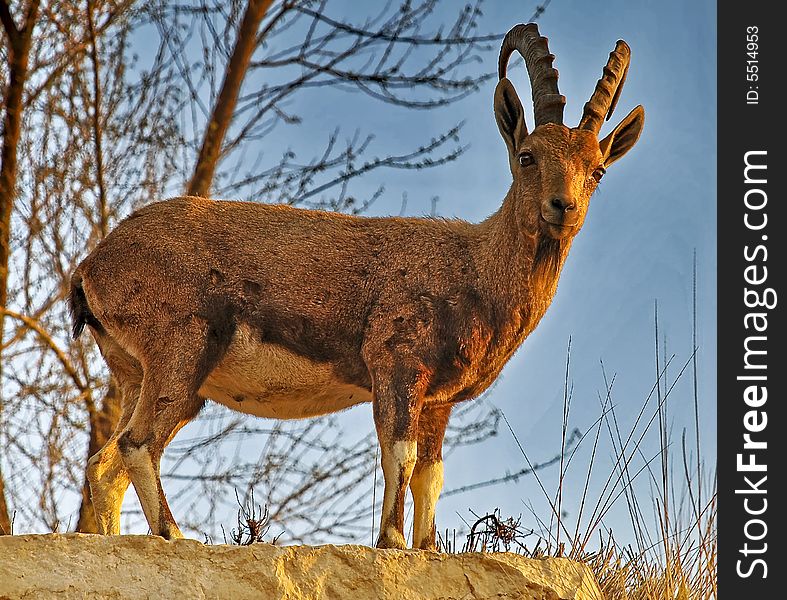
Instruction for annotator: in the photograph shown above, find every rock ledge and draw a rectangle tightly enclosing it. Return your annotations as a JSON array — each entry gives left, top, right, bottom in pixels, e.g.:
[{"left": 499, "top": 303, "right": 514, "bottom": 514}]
[{"left": 0, "top": 534, "right": 602, "bottom": 599}]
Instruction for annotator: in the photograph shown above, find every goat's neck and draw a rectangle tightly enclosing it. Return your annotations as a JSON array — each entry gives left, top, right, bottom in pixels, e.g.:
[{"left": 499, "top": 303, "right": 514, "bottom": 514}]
[{"left": 475, "top": 197, "right": 573, "bottom": 335}]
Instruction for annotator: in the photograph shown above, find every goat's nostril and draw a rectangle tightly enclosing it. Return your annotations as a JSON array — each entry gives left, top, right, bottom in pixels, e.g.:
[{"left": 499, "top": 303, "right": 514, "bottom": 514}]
[{"left": 551, "top": 198, "right": 575, "bottom": 212}]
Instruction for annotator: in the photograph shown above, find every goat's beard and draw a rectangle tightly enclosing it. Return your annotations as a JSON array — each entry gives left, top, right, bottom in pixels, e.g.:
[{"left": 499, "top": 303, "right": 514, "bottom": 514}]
[{"left": 532, "top": 235, "right": 565, "bottom": 289}]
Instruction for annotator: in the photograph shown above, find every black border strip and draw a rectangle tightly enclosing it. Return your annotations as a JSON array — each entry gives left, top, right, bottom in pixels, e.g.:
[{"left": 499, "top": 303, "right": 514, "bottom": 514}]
[{"left": 718, "top": 4, "right": 784, "bottom": 596}]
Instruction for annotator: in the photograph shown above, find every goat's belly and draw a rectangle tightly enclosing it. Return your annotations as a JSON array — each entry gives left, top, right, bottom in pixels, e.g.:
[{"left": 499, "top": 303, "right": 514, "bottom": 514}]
[{"left": 199, "top": 326, "right": 371, "bottom": 419}]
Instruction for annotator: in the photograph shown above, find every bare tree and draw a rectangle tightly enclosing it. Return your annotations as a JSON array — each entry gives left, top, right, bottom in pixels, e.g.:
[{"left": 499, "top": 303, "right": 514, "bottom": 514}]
[
  {"left": 150, "top": 0, "right": 499, "bottom": 208},
  {"left": 2, "top": 0, "right": 178, "bottom": 533},
  {"left": 1, "top": 0, "right": 516, "bottom": 540},
  {"left": 0, "top": 0, "right": 43, "bottom": 535}
]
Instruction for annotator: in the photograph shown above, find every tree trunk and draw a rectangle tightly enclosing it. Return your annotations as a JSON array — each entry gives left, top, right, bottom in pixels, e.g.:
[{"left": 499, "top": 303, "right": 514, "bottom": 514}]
[
  {"left": 0, "top": 0, "right": 40, "bottom": 535},
  {"left": 187, "top": 0, "right": 273, "bottom": 197}
]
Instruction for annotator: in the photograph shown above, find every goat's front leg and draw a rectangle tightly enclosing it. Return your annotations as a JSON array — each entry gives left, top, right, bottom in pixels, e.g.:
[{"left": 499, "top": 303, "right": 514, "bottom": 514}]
[
  {"left": 410, "top": 404, "right": 451, "bottom": 550},
  {"left": 372, "top": 367, "right": 425, "bottom": 549}
]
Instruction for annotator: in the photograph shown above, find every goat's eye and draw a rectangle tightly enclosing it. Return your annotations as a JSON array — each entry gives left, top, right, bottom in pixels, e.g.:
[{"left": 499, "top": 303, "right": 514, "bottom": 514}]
[
  {"left": 592, "top": 167, "right": 606, "bottom": 182},
  {"left": 518, "top": 152, "right": 535, "bottom": 167}
]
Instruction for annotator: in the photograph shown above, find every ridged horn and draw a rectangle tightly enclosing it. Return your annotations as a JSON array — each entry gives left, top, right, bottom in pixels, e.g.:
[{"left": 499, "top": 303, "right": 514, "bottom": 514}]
[
  {"left": 498, "top": 23, "right": 565, "bottom": 127},
  {"left": 579, "top": 40, "right": 631, "bottom": 134}
]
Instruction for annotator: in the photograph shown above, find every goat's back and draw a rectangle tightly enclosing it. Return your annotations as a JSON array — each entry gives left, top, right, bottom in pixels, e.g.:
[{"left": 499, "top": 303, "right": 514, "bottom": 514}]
[{"left": 73, "top": 196, "right": 484, "bottom": 390}]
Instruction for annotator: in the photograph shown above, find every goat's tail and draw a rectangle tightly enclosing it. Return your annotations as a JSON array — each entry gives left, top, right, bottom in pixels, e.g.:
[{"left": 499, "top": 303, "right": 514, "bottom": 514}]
[{"left": 68, "top": 274, "right": 104, "bottom": 339}]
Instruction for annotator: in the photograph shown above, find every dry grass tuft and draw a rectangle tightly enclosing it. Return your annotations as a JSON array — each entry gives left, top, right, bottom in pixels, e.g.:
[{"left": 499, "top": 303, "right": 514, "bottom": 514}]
[{"left": 222, "top": 488, "right": 281, "bottom": 546}]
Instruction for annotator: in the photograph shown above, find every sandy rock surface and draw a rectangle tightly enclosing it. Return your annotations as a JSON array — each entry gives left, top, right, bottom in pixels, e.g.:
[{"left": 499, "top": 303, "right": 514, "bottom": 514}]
[{"left": 0, "top": 534, "right": 602, "bottom": 599}]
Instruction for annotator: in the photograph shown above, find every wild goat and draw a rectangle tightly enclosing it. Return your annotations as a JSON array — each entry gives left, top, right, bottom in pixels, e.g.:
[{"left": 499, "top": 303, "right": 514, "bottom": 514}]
[{"left": 69, "top": 23, "right": 643, "bottom": 549}]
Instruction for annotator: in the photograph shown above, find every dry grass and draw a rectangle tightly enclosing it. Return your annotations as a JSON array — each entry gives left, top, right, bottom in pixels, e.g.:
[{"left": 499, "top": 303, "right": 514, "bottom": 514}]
[
  {"left": 220, "top": 488, "right": 282, "bottom": 546},
  {"left": 522, "top": 339, "right": 714, "bottom": 599},
  {"left": 578, "top": 268, "right": 717, "bottom": 599},
  {"left": 580, "top": 504, "right": 717, "bottom": 600}
]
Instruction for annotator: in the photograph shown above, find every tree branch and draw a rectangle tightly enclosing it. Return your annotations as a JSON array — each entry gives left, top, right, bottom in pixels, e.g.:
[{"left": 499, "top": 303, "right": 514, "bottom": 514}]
[
  {"left": 86, "top": 0, "right": 108, "bottom": 236},
  {"left": 0, "top": 1, "right": 19, "bottom": 41},
  {"left": 1, "top": 308, "right": 86, "bottom": 392},
  {"left": 187, "top": 0, "right": 275, "bottom": 196},
  {"left": 294, "top": 5, "right": 502, "bottom": 45}
]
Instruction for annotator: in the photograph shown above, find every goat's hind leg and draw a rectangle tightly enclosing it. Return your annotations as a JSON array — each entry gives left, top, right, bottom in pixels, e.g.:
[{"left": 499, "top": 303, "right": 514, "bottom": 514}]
[
  {"left": 86, "top": 333, "right": 141, "bottom": 535},
  {"left": 116, "top": 329, "right": 207, "bottom": 539},
  {"left": 86, "top": 398, "right": 134, "bottom": 535}
]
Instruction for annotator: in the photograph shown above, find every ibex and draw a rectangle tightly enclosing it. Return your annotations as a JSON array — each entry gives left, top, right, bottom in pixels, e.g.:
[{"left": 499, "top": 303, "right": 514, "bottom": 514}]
[{"left": 69, "top": 23, "right": 643, "bottom": 549}]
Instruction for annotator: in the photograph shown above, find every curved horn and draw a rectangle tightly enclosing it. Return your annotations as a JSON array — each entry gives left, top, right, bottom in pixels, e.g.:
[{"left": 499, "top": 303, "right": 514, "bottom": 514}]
[
  {"left": 579, "top": 40, "right": 631, "bottom": 134},
  {"left": 498, "top": 23, "right": 565, "bottom": 127}
]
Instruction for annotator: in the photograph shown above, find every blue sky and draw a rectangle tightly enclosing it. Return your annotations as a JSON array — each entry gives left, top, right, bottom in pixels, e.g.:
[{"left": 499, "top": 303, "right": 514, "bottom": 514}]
[{"left": 125, "top": 0, "right": 717, "bottom": 545}]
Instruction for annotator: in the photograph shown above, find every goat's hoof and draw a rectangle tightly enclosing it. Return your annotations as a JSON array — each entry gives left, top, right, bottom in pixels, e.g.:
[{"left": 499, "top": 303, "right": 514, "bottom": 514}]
[
  {"left": 416, "top": 543, "right": 438, "bottom": 552},
  {"left": 158, "top": 523, "right": 184, "bottom": 541},
  {"left": 376, "top": 528, "right": 407, "bottom": 550}
]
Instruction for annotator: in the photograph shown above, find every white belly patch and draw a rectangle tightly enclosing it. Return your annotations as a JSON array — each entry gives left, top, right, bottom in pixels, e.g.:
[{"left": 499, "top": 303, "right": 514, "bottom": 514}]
[{"left": 199, "top": 325, "right": 372, "bottom": 419}]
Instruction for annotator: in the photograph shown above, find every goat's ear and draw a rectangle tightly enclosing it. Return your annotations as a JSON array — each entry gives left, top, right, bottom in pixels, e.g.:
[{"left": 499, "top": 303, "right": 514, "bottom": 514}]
[
  {"left": 494, "top": 79, "right": 528, "bottom": 155},
  {"left": 599, "top": 105, "right": 644, "bottom": 167}
]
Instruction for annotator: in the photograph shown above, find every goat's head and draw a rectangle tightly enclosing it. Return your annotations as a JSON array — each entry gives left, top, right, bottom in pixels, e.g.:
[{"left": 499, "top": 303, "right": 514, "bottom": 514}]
[{"left": 495, "top": 24, "right": 644, "bottom": 240}]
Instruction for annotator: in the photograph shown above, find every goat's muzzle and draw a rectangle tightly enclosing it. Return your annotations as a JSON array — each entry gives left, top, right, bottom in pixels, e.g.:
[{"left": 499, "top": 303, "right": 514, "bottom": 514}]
[{"left": 541, "top": 197, "right": 579, "bottom": 228}]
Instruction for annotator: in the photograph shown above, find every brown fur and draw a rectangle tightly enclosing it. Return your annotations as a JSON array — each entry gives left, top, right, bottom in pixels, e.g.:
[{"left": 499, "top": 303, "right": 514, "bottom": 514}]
[{"left": 70, "top": 27, "right": 644, "bottom": 549}]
